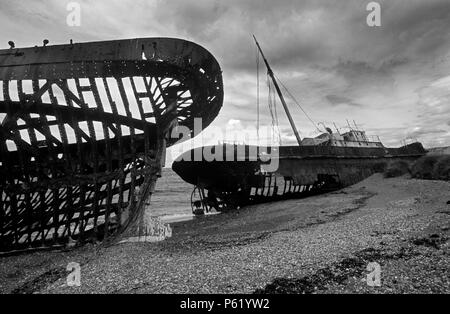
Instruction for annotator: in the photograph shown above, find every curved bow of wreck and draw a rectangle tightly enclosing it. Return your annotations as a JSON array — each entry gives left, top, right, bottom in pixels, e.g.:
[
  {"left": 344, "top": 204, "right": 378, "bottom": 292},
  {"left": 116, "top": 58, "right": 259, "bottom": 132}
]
[{"left": 0, "top": 38, "right": 223, "bottom": 252}]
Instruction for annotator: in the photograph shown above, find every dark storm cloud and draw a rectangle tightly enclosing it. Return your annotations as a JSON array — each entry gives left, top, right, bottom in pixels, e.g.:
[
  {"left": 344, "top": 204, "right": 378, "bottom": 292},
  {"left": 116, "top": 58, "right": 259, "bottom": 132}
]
[
  {"left": 407, "top": 127, "right": 447, "bottom": 138},
  {"left": 0, "top": 0, "right": 449, "bottom": 148},
  {"left": 326, "top": 95, "right": 363, "bottom": 107},
  {"left": 153, "top": 0, "right": 228, "bottom": 41},
  {"left": 379, "top": 57, "right": 409, "bottom": 69},
  {"left": 155, "top": 0, "right": 450, "bottom": 75}
]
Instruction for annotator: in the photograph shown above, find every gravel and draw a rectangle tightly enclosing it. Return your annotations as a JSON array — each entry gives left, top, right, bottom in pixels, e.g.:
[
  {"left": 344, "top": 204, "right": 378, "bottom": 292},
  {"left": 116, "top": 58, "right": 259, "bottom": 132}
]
[{"left": 1, "top": 173, "right": 449, "bottom": 294}]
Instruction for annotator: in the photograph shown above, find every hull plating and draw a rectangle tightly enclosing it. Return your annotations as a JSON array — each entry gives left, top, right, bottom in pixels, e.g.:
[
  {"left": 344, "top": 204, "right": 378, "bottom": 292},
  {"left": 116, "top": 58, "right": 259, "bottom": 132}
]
[{"left": 172, "top": 143, "right": 426, "bottom": 211}]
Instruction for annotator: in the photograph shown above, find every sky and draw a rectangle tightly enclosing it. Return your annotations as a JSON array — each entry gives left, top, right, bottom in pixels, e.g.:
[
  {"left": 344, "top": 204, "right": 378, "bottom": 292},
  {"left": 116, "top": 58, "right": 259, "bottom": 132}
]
[{"left": 1, "top": 0, "right": 449, "bottom": 165}]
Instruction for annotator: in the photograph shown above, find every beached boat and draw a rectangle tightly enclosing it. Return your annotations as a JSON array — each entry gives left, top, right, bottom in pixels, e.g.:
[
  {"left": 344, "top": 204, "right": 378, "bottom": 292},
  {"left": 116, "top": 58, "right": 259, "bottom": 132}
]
[
  {"left": 172, "top": 37, "right": 426, "bottom": 214},
  {"left": 0, "top": 37, "right": 223, "bottom": 252}
]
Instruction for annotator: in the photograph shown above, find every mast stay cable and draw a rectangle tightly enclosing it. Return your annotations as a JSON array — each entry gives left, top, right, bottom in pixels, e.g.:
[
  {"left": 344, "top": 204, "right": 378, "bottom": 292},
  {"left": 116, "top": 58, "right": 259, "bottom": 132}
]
[
  {"left": 253, "top": 35, "right": 302, "bottom": 146},
  {"left": 256, "top": 44, "right": 260, "bottom": 140},
  {"left": 274, "top": 73, "right": 321, "bottom": 133},
  {"left": 267, "top": 75, "right": 282, "bottom": 144}
]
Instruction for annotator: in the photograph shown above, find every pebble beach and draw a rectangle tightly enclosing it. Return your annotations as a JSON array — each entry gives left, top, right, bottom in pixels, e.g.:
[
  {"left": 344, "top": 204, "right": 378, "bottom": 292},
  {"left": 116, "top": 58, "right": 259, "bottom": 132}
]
[{"left": 1, "top": 173, "right": 449, "bottom": 294}]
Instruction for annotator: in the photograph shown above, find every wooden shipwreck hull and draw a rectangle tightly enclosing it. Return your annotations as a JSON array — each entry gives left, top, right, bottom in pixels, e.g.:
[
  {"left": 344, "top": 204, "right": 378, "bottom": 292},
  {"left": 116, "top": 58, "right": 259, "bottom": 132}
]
[
  {"left": 0, "top": 38, "right": 223, "bottom": 252},
  {"left": 172, "top": 142, "right": 426, "bottom": 211}
]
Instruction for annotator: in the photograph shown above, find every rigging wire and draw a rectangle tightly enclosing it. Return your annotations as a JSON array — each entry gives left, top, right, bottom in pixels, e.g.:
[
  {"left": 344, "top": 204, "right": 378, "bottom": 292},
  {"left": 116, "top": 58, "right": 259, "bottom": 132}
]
[
  {"left": 272, "top": 80, "right": 282, "bottom": 144},
  {"left": 267, "top": 74, "right": 282, "bottom": 144},
  {"left": 255, "top": 40, "right": 282, "bottom": 145},
  {"left": 255, "top": 38, "right": 319, "bottom": 144},
  {"left": 267, "top": 75, "right": 274, "bottom": 143},
  {"left": 256, "top": 44, "right": 260, "bottom": 140},
  {"left": 273, "top": 73, "right": 322, "bottom": 133}
]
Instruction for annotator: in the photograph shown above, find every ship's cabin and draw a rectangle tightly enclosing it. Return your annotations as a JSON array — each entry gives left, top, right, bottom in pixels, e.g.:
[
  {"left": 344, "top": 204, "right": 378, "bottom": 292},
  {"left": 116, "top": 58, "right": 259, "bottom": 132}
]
[
  {"left": 301, "top": 129, "right": 384, "bottom": 148},
  {"left": 342, "top": 130, "right": 367, "bottom": 142}
]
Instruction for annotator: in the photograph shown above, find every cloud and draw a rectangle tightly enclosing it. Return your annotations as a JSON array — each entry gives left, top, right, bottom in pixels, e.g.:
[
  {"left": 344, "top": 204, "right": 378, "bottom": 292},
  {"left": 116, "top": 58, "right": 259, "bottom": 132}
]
[
  {"left": 406, "top": 127, "right": 447, "bottom": 138},
  {"left": 325, "top": 95, "right": 363, "bottom": 107},
  {"left": 1, "top": 0, "right": 450, "bottom": 154}
]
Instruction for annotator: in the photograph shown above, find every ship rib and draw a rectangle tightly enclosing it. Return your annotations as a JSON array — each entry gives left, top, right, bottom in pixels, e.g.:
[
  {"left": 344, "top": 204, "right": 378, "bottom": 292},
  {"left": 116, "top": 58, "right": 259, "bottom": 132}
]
[{"left": 0, "top": 38, "right": 223, "bottom": 252}]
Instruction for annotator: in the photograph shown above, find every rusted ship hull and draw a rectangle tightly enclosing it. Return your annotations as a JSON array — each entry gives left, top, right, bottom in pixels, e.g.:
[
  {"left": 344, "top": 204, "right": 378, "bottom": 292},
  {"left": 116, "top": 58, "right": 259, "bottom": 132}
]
[
  {"left": 0, "top": 38, "right": 223, "bottom": 252},
  {"left": 172, "top": 142, "right": 426, "bottom": 211}
]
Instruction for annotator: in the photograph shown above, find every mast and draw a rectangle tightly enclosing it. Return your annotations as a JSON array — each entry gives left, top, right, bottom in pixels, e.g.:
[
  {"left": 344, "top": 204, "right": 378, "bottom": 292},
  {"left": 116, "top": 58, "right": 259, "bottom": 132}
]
[{"left": 253, "top": 35, "right": 302, "bottom": 146}]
